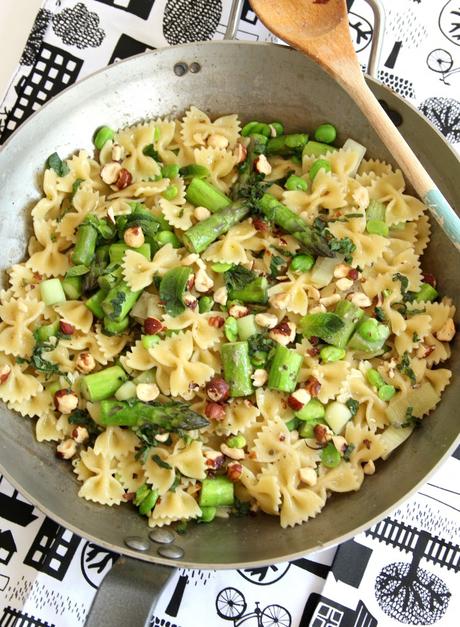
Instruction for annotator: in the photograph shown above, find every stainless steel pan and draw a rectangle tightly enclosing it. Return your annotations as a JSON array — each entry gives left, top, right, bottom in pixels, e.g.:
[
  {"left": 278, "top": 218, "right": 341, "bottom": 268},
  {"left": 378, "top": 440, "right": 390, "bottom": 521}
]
[{"left": 0, "top": 6, "right": 459, "bottom": 626}]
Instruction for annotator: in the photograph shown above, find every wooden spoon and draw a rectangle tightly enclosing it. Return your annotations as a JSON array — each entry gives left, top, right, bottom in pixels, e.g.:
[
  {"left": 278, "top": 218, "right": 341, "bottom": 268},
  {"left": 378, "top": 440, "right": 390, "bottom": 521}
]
[{"left": 250, "top": 0, "right": 460, "bottom": 252}]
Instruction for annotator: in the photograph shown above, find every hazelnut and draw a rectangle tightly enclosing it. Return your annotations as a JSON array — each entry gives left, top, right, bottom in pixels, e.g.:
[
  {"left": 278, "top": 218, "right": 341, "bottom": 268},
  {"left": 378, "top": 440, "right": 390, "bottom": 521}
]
[
  {"left": 56, "top": 439, "right": 77, "bottom": 460},
  {"left": 204, "top": 450, "right": 225, "bottom": 469},
  {"left": 193, "top": 206, "right": 211, "bottom": 221},
  {"left": 214, "top": 286, "right": 228, "bottom": 305},
  {"left": 155, "top": 432, "right": 170, "bottom": 443},
  {"left": 227, "top": 462, "right": 243, "bottom": 481},
  {"left": 184, "top": 294, "right": 198, "bottom": 310},
  {"left": 252, "top": 217, "right": 269, "bottom": 232},
  {"left": 251, "top": 369, "right": 268, "bottom": 387},
  {"left": 195, "top": 268, "right": 214, "bottom": 293},
  {"left": 101, "top": 162, "right": 122, "bottom": 185},
  {"left": 314, "top": 423, "right": 333, "bottom": 445},
  {"left": 363, "top": 460, "right": 376, "bottom": 475},
  {"left": 234, "top": 142, "right": 247, "bottom": 164},
  {"left": 207, "top": 134, "right": 229, "bottom": 149},
  {"left": 72, "top": 426, "right": 89, "bottom": 444},
  {"left": 269, "top": 321, "right": 296, "bottom": 346},
  {"left": 349, "top": 292, "right": 372, "bottom": 308},
  {"left": 287, "top": 388, "right": 311, "bottom": 410},
  {"left": 206, "top": 377, "right": 230, "bottom": 402},
  {"left": 123, "top": 226, "right": 145, "bottom": 248},
  {"left": 319, "top": 293, "right": 341, "bottom": 307},
  {"left": 0, "top": 364, "right": 11, "bottom": 385},
  {"left": 115, "top": 168, "right": 133, "bottom": 190},
  {"left": 144, "top": 317, "right": 163, "bottom": 335},
  {"left": 228, "top": 304, "right": 250, "bottom": 319},
  {"left": 205, "top": 402, "right": 226, "bottom": 421},
  {"left": 336, "top": 278, "right": 354, "bottom": 292},
  {"left": 208, "top": 316, "right": 225, "bottom": 328},
  {"left": 254, "top": 154, "right": 272, "bottom": 176},
  {"left": 59, "top": 321, "right": 75, "bottom": 336},
  {"left": 220, "top": 443, "right": 245, "bottom": 460},
  {"left": 111, "top": 143, "right": 123, "bottom": 161},
  {"left": 181, "top": 253, "right": 199, "bottom": 266},
  {"left": 435, "top": 318, "right": 455, "bottom": 342},
  {"left": 136, "top": 383, "right": 160, "bottom": 402},
  {"left": 75, "top": 352, "right": 96, "bottom": 373},
  {"left": 255, "top": 312, "right": 278, "bottom": 329},
  {"left": 333, "top": 264, "right": 351, "bottom": 279},
  {"left": 298, "top": 467, "right": 317, "bottom": 486},
  {"left": 305, "top": 376, "right": 321, "bottom": 397},
  {"left": 348, "top": 268, "right": 359, "bottom": 281},
  {"left": 54, "top": 390, "right": 79, "bottom": 414}
]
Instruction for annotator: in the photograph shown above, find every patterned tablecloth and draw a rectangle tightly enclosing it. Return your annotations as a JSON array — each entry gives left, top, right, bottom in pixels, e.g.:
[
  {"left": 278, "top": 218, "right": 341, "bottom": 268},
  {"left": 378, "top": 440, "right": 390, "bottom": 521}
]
[{"left": 0, "top": 1, "right": 459, "bottom": 626}]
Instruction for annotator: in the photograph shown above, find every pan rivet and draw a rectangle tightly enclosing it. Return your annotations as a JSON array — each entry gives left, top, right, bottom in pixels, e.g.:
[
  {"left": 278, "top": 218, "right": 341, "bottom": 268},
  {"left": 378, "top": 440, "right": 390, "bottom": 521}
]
[
  {"left": 149, "top": 529, "right": 175, "bottom": 544},
  {"left": 158, "top": 545, "right": 184, "bottom": 559},
  {"left": 124, "top": 536, "right": 150, "bottom": 551},
  {"left": 174, "top": 62, "right": 188, "bottom": 76},
  {"left": 189, "top": 62, "right": 201, "bottom": 74}
]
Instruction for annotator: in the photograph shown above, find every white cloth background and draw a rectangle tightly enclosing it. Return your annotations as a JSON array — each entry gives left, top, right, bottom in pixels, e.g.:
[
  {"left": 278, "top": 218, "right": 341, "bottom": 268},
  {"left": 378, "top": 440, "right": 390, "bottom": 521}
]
[{"left": 0, "top": 1, "right": 459, "bottom": 626}]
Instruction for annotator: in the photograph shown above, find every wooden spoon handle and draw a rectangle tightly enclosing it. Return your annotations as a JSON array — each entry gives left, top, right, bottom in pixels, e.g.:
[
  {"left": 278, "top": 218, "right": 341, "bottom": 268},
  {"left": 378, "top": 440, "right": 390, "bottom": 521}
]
[{"left": 349, "top": 80, "right": 460, "bottom": 252}]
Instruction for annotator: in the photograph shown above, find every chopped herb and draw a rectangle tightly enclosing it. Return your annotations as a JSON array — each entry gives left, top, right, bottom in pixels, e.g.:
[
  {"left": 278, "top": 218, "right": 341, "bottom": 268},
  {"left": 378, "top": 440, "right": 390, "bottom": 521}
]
[
  {"left": 233, "top": 497, "right": 251, "bottom": 517},
  {"left": 224, "top": 265, "right": 257, "bottom": 291},
  {"left": 344, "top": 213, "right": 364, "bottom": 218},
  {"left": 412, "top": 332, "right": 421, "bottom": 343},
  {"left": 401, "top": 406, "right": 422, "bottom": 428},
  {"left": 151, "top": 454, "right": 173, "bottom": 470},
  {"left": 46, "top": 152, "right": 70, "bottom": 177},
  {"left": 329, "top": 236, "right": 356, "bottom": 262},
  {"left": 374, "top": 306, "right": 386, "bottom": 322},
  {"left": 345, "top": 398, "right": 359, "bottom": 417},
  {"left": 406, "top": 307, "right": 426, "bottom": 317},
  {"left": 159, "top": 267, "right": 192, "bottom": 317},
  {"left": 68, "top": 409, "right": 100, "bottom": 435},
  {"left": 30, "top": 342, "right": 61, "bottom": 377},
  {"left": 170, "top": 473, "right": 181, "bottom": 492},
  {"left": 343, "top": 443, "right": 356, "bottom": 461},
  {"left": 269, "top": 255, "right": 287, "bottom": 279},
  {"left": 71, "top": 178, "right": 84, "bottom": 198},
  {"left": 175, "top": 520, "right": 188, "bottom": 534},
  {"left": 247, "top": 333, "right": 275, "bottom": 357},
  {"left": 397, "top": 351, "right": 416, "bottom": 384},
  {"left": 392, "top": 273, "right": 416, "bottom": 303},
  {"left": 143, "top": 144, "right": 161, "bottom": 161},
  {"left": 109, "top": 291, "right": 126, "bottom": 320}
]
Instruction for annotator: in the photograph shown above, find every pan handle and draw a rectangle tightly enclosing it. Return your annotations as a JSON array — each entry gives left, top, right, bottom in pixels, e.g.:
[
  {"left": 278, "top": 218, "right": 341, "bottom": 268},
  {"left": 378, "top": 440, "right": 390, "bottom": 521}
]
[
  {"left": 364, "top": 0, "right": 385, "bottom": 79},
  {"left": 85, "top": 557, "right": 175, "bottom": 627}
]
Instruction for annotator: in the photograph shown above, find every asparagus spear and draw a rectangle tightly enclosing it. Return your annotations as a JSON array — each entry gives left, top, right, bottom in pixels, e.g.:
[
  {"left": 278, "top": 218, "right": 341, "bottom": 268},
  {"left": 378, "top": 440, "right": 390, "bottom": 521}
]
[
  {"left": 102, "top": 280, "right": 141, "bottom": 322},
  {"left": 183, "top": 202, "right": 251, "bottom": 253},
  {"left": 221, "top": 341, "right": 253, "bottom": 397},
  {"left": 232, "top": 133, "right": 268, "bottom": 200},
  {"left": 185, "top": 178, "right": 231, "bottom": 213},
  {"left": 99, "top": 399, "right": 210, "bottom": 430},
  {"left": 72, "top": 222, "right": 98, "bottom": 266},
  {"left": 80, "top": 365, "right": 128, "bottom": 402},
  {"left": 257, "top": 193, "right": 333, "bottom": 257},
  {"left": 228, "top": 276, "right": 268, "bottom": 304},
  {"left": 268, "top": 345, "right": 303, "bottom": 393}
]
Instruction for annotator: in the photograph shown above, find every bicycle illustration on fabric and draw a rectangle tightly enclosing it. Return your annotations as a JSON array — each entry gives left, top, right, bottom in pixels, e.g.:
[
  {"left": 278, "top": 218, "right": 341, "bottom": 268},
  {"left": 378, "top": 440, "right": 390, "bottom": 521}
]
[{"left": 215, "top": 587, "right": 291, "bottom": 627}]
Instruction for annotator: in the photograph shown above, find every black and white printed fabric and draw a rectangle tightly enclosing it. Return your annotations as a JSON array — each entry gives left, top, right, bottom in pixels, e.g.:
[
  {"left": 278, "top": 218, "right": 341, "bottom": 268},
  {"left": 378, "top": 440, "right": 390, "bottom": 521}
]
[{"left": 0, "top": 1, "right": 459, "bottom": 626}]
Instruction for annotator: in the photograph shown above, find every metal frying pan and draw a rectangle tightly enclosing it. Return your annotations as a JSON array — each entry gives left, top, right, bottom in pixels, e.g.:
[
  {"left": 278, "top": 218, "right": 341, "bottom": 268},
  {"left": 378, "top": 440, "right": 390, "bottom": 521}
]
[{"left": 0, "top": 4, "right": 459, "bottom": 626}]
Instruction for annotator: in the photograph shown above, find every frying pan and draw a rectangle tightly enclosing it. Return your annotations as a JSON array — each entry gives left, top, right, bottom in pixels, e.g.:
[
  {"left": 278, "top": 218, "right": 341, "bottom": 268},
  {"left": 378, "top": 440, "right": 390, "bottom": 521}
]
[{"left": 0, "top": 2, "right": 459, "bottom": 625}]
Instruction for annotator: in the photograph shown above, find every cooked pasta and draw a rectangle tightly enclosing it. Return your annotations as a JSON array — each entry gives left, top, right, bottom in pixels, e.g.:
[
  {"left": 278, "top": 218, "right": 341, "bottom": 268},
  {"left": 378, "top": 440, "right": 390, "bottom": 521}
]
[{"left": 0, "top": 108, "right": 455, "bottom": 530}]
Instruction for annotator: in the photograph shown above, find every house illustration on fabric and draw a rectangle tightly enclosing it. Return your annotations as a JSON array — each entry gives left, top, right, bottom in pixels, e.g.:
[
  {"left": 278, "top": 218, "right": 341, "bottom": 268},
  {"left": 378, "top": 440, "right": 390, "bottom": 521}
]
[
  {"left": 1, "top": 42, "right": 82, "bottom": 142},
  {"left": 93, "top": 0, "right": 156, "bottom": 20},
  {"left": 0, "top": 607, "right": 54, "bottom": 627},
  {"left": 303, "top": 594, "right": 376, "bottom": 627},
  {"left": 23, "top": 517, "right": 80, "bottom": 581},
  {"left": 0, "top": 530, "right": 17, "bottom": 566}
]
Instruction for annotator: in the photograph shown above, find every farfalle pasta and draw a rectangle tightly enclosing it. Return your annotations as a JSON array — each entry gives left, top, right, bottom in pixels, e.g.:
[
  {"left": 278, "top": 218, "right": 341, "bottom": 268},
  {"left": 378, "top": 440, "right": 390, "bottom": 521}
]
[{"left": 0, "top": 109, "right": 455, "bottom": 531}]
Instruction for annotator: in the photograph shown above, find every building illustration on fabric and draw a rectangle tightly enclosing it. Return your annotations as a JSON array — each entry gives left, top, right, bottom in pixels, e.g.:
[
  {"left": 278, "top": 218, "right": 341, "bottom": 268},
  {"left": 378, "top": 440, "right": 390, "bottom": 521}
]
[
  {"left": 0, "top": 42, "right": 82, "bottom": 143},
  {"left": 109, "top": 33, "right": 155, "bottom": 64},
  {"left": 0, "top": 530, "right": 16, "bottom": 566},
  {"left": 367, "top": 515, "right": 458, "bottom": 623},
  {"left": 0, "top": 476, "right": 38, "bottom": 527},
  {"left": 303, "top": 595, "right": 376, "bottom": 627},
  {"left": 93, "top": 0, "right": 156, "bottom": 21},
  {"left": 0, "top": 607, "right": 54, "bottom": 627},
  {"left": 23, "top": 517, "right": 80, "bottom": 581},
  {"left": 215, "top": 587, "right": 291, "bottom": 627}
]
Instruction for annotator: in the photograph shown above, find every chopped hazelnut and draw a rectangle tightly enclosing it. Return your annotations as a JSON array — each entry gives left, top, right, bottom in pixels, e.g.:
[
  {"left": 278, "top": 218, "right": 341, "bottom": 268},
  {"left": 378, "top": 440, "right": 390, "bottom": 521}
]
[
  {"left": 124, "top": 226, "right": 145, "bottom": 248},
  {"left": 195, "top": 268, "right": 214, "bottom": 293},
  {"left": 336, "top": 278, "right": 354, "bottom": 292},
  {"left": 220, "top": 443, "right": 245, "bottom": 460},
  {"left": 56, "top": 439, "right": 77, "bottom": 460},
  {"left": 435, "top": 318, "right": 455, "bottom": 342},
  {"left": 214, "top": 286, "right": 228, "bottom": 305},
  {"left": 333, "top": 263, "right": 351, "bottom": 279},
  {"left": 54, "top": 390, "right": 79, "bottom": 414},
  {"left": 207, "top": 134, "right": 229, "bottom": 149},
  {"left": 255, "top": 312, "right": 278, "bottom": 329},
  {"left": 0, "top": 364, "right": 11, "bottom": 385},
  {"left": 111, "top": 143, "right": 123, "bottom": 162},
  {"left": 254, "top": 154, "right": 272, "bottom": 176},
  {"left": 227, "top": 462, "right": 243, "bottom": 481},
  {"left": 72, "top": 426, "right": 89, "bottom": 444},
  {"left": 184, "top": 294, "right": 198, "bottom": 310},
  {"left": 144, "top": 317, "right": 164, "bottom": 335},
  {"left": 251, "top": 369, "right": 268, "bottom": 387},
  {"left": 363, "top": 460, "right": 376, "bottom": 475},
  {"left": 155, "top": 432, "right": 170, "bottom": 443},
  {"left": 319, "top": 293, "right": 341, "bottom": 307},
  {"left": 234, "top": 142, "right": 248, "bottom": 164},
  {"left": 298, "top": 467, "right": 317, "bottom": 486},
  {"left": 228, "top": 304, "right": 250, "bottom": 319},
  {"left": 208, "top": 316, "right": 225, "bottom": 328},
  {"left": 349, "top": 292, "right": 372, "bottom": 308},
  {"left": 193, "top": 206, "right": 211, "bottom": 221},
  {"left": 115, "top": 168, "right": 133, "bottom": 190},
  {"left": 205, "top": 402, "right": 226, "bottom": 421},
  {"left": 136, "top": 383, "right": 160, "bottom": 402},
  {"left": 313, "top": 423, "right": 333, "bottom": 444},
  {"left": 75, "top": 352, "right": 96, "bottom": 373},
  {"left": 206, "top": 377, "right": 230, "bottom": 402},
  {"left": 269, "top": 321, "right": 296, "bottom": 346},
  {"left": 101, "top": 162, "right": 122, "bottom": 185},
  {"left": 288, "top": 388, "right": 311, "bottom": 410}
]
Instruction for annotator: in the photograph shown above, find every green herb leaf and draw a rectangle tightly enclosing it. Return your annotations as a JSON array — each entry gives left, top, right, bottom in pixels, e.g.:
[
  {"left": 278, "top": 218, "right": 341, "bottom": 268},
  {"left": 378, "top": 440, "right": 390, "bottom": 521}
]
[
  {"left": 71, "top": 178, "right": 84, "bottom": 198},
  {"left": 66, "top": 264, "right": 89, "bottom": 278},
  {"left": 109, "top": 291, "right": 126, "bottom": 320},
  {"left": 269, "top": 254, "right": 287, "bottom": 279},
  {"left": 47, "top": 152, "right": 70, "bottom": 177},
  {"left": 343, "top": 443, "right": 356, "bottom": 461},
  {"left": 159, "top": 267, "right": 192, "bottom": 317},
  {"left": 143, "top": 144, "right": 161, "bottom": 161},
  {"left": 151, "top": 454, "right": 173, "bottom": 470},
  {"left": 247, "top": 333, "right": 276, "bottom": 357},
  {"left": 224, "top": 265, "right": 257, "bottom": 291},
  {"left": 68, "top": 409, "right": 99, "bottom": 434},
  {"left": 374, "top": 306, "right": 386, "bottom": 322},
  {"left": 397, "top": 351, "right": 416, "bottom": 384},
  {"left": 29, "top": 342, "right": 61, "bottom": 377},
  {"left": 329, "top": 236, "right": 356, "bottom": 261},
  {"left": 345, "top": 398, "right": 359, "bottom": 417},
  {"left": 392, "top": 273, "right": 416, "bottom": 303}
]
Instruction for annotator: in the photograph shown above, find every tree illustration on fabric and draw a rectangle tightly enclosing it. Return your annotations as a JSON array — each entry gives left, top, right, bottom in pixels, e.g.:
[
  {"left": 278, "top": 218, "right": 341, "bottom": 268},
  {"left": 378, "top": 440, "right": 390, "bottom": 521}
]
[
  {"left": 80, "top": 541, "right": 118, "bottom": 589},
  {"left": 419, "top": 97, "right": 460, "bottom": 142},
  {"left": 439, "top": 1, "right": 460, "bottom": 46},
  {"left": 52, "top": 2, "right": 105, "bottom": 49},
  {"left": 20, "top": 9, "right": 53, "bottom": 66},
  {"left": 163, "top": 0, "right": 222, "bottom": 45},
  {"left": 384, "top": 4, "right": 428, "bottom": 69},
  {"left": 348, "top": 11, "right": 373, "bottom": 53}
]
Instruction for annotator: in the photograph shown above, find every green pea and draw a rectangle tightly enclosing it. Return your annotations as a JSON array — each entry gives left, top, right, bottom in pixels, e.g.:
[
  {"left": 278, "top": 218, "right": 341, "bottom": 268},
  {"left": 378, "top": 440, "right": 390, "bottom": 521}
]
[
  {"left": 156, "top": 230, "right": 181, "bottom": 248},
  {"left": 139, "top": 489, "right": 159, "bottom": 516},
  {"left": 366, "top": 368, "right": 385, "bottom": 389},
  {"left": 366, "top": 219, "right": 389, "bottom": 237},
  {"left": 199, "top": 506, "right": 217, "bottom": 523},
  {"left": 320, "top": 346, "right": 346, "bottom": 363},
  {"left": 285, "top": 175, "right": 308, "bottom": 192},
  {"left": 378, "top": 384, "right": 396, "bottom": 401},
  {"left": 314, "top": 123, "right": 337, "bottom": 145},
  {"left": 199, "top": 296, "right": 214, "bottom": 313},
  {"left": 270, "top": 121, "right": 284, "bottom": 136},
  {"left": 414, "top": 282, "right": 438, "bottom": 303},
  {"left": 309, "top": 159, "right": 332, "bottom": 181},
  {"left": 358, "top": 318, "right": 388, "bottom": 342},
  {"left": 224, "top": 316, "right": 238, "bottom": 341},
  {"left": 162, "top": 185, "right": 178, "bottom": 200},
  {"left": 290, "top": 254, "right": 315, "bottom": 273},
  {"left": 161, "top": 164, "right": 180, "bottom": 179},
  {"left": 211, "top": 262, "right": 233, "bottom": 273},
  {"left": 227, "top": 434, "right": 246, "bottom": 448},
  {"left": 321, "top": 442, "right": 341, "bottom": 468},
  {"left": 296, "top": 399, "right": 326, "bottom": 421},
  {"left": 93, "top": 126, "right": 115, "bottom": 150},
  {"left": 142, "top": 334, "right": 161, "bottom": 350},
  {"left": 250, "top": 350, "right": 268, "bottom": 368},
  {"left": 241, "top": 121, "right": 271, "bottom": 138}
]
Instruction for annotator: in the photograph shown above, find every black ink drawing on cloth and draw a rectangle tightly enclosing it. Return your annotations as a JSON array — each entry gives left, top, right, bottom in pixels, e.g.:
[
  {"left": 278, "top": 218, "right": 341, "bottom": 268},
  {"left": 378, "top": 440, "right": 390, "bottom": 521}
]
[
  {"left": 0, "top": 476, "right": 38, "bottom": 527},
  {"left": 216, "top": 587, "right": 291, "bottom": 626},
  {"left": 93, "top": 0, "right": 156, "bottom": 21},
  {"left": 419, "top": 97, "right": 460, "bottom": 143},
  {"left": 52, "top": 3, "right": 105, "bottom": 49},
  {"left": 426, "top": 49, "right": 460, "bottom": 85},
  {"left": 163, "top": 0, "right": 222, "bottom": 46},
  {"left": 80, "top": 541, "right": 118, "bottom": 589},
  {"left": 301, "top": 594, "right": 376, "bottom": 627}
]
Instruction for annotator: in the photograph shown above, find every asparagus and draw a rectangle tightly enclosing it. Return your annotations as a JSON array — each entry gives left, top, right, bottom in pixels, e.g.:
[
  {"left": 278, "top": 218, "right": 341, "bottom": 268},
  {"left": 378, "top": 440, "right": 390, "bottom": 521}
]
[
  {"left": 85, "top": 288, "right": 108, "bottom": 318},
  {"left": 103, "top": 316, "right": 130, "bottom": 335},
  {"left": 80, "top": 365, "right": 128, "bottom": 402},
  {"left": 180, "top": 164, "right": 210, "bottom": 180},
  {"left": 300, "top": 312, "right": 345, "bottom": 344},
  {"left": 159, "top": 267, "right": 192, "bottom": 317},
  {"left": 99, "top": 399, "right": 210, "bottom": 430},
  {"left": 257, "top": 193, "right": 333, "bottom": 257},
  {"left": 109, "top": 242, "right": 151, "bottom": 264},
  {"left": 102, "top": 280, "right": 141, "bottom": 322},
  {"left": 61, "top": 276, "right": 83, "bottom": 300},
  {"left": 98, "top": 264, "right": 123, "bottom": 291},
  {"left": 303, "top": 141, "right": 338, "bottom": 157},
  {"left": 72, "top": 223, "right": 98, "bottom": 266},
  {"left": 267, "top": 344, "right": 303, "bottom": 393},
  {"left": 328, "top": 299, "right": 364, "bottom": 348},
  {"left": 183, "top": 202, "right": 251, "bottom": 253},
  {"left": 221, "top": 341, "right": 253, "bottom": 397},
  {"left": 186, "top": 178, "right": 231, "bottom": 212},
  {"left": 232, "top": 133, "right": 268, "bottom": 199},
  {"left": 266, "top": 133, "right": 309, "bottom": 156},
  {"left": 35, "top": 321, "right": 60, "bottom": 342},
  {"left": 228, "top": 276, "right": 268, "bottom": 304}
]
